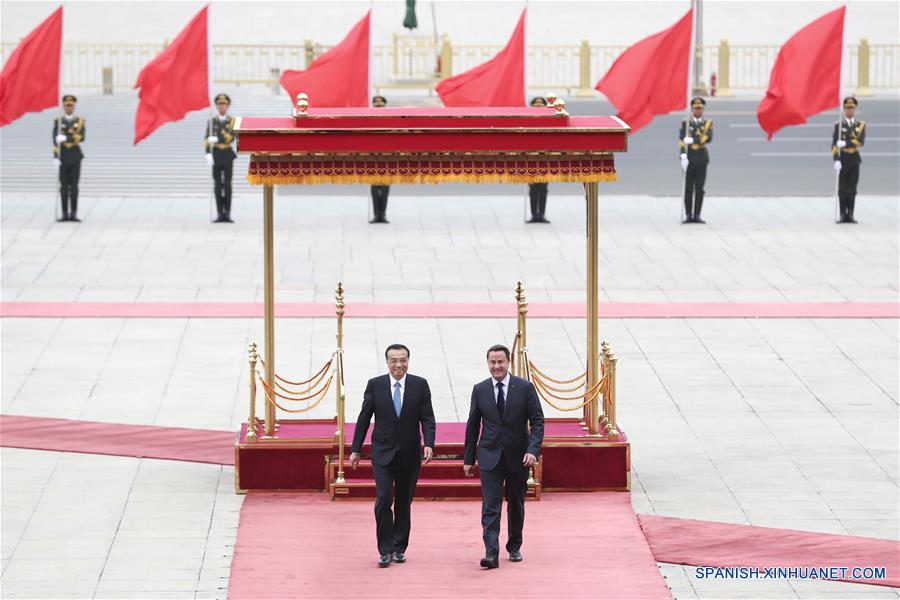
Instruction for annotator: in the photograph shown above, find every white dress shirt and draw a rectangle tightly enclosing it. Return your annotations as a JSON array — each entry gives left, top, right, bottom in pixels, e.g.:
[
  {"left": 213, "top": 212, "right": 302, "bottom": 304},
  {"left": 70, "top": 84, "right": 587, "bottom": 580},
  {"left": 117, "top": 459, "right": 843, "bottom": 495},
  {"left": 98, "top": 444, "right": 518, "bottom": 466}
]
[{"left": 491, "top": 372, "right": 511, "bottom": 403}]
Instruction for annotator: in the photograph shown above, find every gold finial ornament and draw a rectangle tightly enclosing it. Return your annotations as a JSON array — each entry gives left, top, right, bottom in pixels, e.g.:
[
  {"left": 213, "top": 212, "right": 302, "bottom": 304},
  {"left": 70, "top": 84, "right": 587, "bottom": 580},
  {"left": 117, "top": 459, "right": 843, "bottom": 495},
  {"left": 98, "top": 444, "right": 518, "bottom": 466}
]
[
  {"left": 553, "top": 98, "right": 569, "bottom": 116},
  {"left": 545, "top": 92, "right": 558, "bottom": 105},
  {"left": 335, "top": 281, "right": 345, "bottom": 313},
  {"left": 295, "top": 92, "right": 310, "bottom": 116},
  {"left": 247, "top": 342, "right": 259, "bottom": 443}
]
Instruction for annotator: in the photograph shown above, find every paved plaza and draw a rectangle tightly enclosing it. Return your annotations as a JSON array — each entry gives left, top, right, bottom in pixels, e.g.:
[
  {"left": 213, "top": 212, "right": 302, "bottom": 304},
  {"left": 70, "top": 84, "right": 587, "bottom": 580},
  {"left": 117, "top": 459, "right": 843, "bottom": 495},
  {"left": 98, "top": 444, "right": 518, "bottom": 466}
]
[{"left": 1, "top": 189, "right": 897, "bottom": 598}]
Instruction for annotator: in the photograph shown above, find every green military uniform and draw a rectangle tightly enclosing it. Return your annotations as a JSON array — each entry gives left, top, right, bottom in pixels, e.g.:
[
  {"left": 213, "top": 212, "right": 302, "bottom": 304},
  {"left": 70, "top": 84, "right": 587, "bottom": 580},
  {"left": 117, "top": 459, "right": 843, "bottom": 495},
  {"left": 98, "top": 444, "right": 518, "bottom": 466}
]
[
  {"left": 527, "top": 96, "right": 550, "bottom": 224},
  {"left": 832, "top": 97, "right": 866, "bottom": 224},
  {"left": 679, "top": 97, "right": 713, "bottom": 224},
  {"left": 370, "top": 95, "right": 390, "bottom": 223},
  {"left": 53, "top": 94, "right": 85, "bottom": 222},
  {"left": 206, "top": 93, "right": 237, "bottom": 222}
]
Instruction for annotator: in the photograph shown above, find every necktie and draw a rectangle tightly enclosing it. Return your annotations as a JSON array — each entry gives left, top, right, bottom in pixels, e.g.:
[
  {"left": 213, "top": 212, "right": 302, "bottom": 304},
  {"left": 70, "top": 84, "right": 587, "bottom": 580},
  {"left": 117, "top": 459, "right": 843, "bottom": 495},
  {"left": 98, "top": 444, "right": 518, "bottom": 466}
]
[
  {"left": 393, "top": 382, "right": 402, "bottom": 417},
  {"left": 496, "top": 381, "right": 505, "bottom": 416}
]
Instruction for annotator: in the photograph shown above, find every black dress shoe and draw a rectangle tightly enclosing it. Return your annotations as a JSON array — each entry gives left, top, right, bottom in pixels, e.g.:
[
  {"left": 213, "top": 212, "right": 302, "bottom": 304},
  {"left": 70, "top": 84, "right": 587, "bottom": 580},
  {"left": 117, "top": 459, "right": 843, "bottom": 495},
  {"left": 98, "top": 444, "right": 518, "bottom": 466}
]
[
  {"left": 847, "top": 218, "right": 858, "bottom": 224},
  {"left": 694, "top": 217, "right": 706, "bottom": 224},
  {"left": 509, "top": 551, "right": 523, "bottom": 562},
  {"left": 223, "top": 217, "right": 234, "bottom": 223},
  {"left": 537, "top": 216, "right": 551, "bottom": 224},
  {"left": 480, "top": 555, "right": 499, "bottom": 569},
  {"left": 56, "top": 217, "right": 69, "bottom": 222},
  {"left": 378, "top": 554, "right": 393, "bottom": 568},
  {"left": 369, "top": 215, "right": 389, "bottom": 224},
  {"left": 681, "top": 217, "right": 693, "bottom": 224},
  {"left": 526, "top": 217, "right": 539, "bottom": 223},
  {"left": 392, "top": 551, "right": 406, "bottom": 563},
  {"left": 69, "top": 216, "right": 82, "bottom": 223}
]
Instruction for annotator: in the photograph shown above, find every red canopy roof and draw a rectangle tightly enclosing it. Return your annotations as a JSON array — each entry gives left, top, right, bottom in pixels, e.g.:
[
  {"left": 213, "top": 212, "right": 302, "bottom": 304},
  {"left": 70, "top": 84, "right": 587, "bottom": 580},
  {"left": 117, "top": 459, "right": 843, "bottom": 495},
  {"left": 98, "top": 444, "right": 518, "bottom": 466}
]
[{"left": 235, "top": 107, "right": 630, "bottom": 185}]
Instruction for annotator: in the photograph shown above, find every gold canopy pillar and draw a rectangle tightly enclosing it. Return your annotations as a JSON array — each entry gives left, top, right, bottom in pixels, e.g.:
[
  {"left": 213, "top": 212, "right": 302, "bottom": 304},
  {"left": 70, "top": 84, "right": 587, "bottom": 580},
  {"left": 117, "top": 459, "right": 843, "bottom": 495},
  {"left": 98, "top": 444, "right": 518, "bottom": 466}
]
[
  {"left": 585, "top": 182, "right": 600, "bottom": 435},
  {"left": 262, "top": 184, "right": 276, "bottom": 438}
]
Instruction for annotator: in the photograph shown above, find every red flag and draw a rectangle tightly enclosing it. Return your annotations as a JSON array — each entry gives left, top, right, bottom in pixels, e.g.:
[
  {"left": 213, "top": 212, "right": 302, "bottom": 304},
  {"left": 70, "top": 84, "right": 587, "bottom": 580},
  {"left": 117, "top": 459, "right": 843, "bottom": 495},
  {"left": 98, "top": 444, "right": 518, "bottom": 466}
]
[
  {"left": 133, "top": 6, "right": 209, "bottom": 145},
  {"left": 280, "top": 12, "right": 370, "bottom": 107},
  {"left": 0, "top": 7, "right": 63, "bottom": 127},
  {"left": 436, "top": 10, "right": 526, "bottom": 107},
  {"left": 757, "top": 6, "right": 845, "bottom": 140},
  {"left": 595, "top": 9, "right": 693, "bottom": 134}
]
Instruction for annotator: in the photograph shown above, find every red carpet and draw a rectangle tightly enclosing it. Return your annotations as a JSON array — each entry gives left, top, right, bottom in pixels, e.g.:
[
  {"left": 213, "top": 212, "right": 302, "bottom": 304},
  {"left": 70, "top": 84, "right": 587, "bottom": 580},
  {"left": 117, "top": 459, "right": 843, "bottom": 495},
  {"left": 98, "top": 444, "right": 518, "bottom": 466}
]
[
  {"left": 640, "top": 514, "right": 900, "bottom": 588},
  {"left": 2, "top": 300, "right": 897, "bottom": 318},
  {"left": 228, "top": 492, "right": 670, "bottom": 599},
  {"left": 0, "top": 415, "right": 234, "bottom": 465}
]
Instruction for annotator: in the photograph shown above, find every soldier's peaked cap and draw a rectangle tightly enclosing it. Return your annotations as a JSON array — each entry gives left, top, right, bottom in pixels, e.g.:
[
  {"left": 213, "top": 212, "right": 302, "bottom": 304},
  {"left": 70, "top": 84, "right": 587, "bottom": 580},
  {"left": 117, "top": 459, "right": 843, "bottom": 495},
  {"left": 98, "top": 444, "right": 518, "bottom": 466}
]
[
  {"left": 215, "top": 93, "right": 231, "bottom": 104},
  {"left": 691, "top": 97, "right": 706, "bottom": 108},
  {"left": 62, "top": 94, "right": 77, "bottom": 104}
]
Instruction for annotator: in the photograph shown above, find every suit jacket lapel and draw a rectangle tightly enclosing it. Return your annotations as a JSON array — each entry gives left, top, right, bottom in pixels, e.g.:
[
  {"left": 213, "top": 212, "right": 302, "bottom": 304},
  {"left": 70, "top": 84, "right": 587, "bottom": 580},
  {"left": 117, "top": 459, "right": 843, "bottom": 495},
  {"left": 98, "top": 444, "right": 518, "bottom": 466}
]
[
  {"left": 505, "top": 378, "right": 519, "bottom": 423},
  {"left": 484, "top": 378, "right": 504, "bottom": 422},
  {"left": 398, "top": 377, "right": 412, "bottom": 421},
  {"left": 382, "top": 375, "right": 400, "bottom": 422}
]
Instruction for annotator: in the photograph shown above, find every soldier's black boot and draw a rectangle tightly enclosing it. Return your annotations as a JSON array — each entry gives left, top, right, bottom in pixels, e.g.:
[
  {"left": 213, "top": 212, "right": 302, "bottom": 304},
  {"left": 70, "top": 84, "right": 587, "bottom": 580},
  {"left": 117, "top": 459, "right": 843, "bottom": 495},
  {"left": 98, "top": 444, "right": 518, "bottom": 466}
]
[
  {"left": 69, "top": 193, "right": 81, "bottom": 222},
  {"left": 838, "top": 194, "right": 848, "bottom": 223},
  {"left": 693, "top": 195, "right": 706, "bottom": 224},
  {"left": 537, "top": 196, "right": 550, "bottom": 223},
  {"left": 847, "top": 194, "right": 857, "bottom": 223}
]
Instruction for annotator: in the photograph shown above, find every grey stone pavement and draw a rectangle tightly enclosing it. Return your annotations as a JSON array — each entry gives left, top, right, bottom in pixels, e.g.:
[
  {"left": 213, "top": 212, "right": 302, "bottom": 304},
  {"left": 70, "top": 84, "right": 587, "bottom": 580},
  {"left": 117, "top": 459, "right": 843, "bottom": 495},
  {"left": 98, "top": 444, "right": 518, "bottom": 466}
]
[{"left": 1, "top": 192, "right": 898, "bottom": 599}]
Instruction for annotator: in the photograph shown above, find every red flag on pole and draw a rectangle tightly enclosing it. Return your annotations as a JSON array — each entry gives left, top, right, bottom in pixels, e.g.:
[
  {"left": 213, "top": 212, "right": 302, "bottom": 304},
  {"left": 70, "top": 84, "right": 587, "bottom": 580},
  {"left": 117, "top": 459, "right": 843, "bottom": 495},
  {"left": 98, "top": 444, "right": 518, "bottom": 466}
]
[
  {"left": 280, "top": 12, "right": 370, "bottom": 107},
  {"left": 435, "top": 9, "right": 526, "bottom": 107},
  {"left": 595, "top": 9, "right": 693, "bottom": 134},
  {"left": 133, "top": 6, "right": 210, "bottom": 145},
  {"left": 757, "top": 6, "right": 845, "bottom": 140},
  {"left": 0, "top": 7, "right": 63, "bottom": 127}
]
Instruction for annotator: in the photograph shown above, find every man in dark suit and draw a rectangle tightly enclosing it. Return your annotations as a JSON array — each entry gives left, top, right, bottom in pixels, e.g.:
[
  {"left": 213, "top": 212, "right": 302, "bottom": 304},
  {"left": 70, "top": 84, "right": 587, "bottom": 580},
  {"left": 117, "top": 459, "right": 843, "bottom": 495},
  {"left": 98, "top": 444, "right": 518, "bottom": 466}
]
[
  {"left": 350, "top": 343, "right": 436, "bottom": 568},
  {"left": 464, "top": 344, "right": 544, "bottom": 569},
  {"left": 52, "top": 94, "right": 85, "bottom": 222},
  {"left": 369, "top": 95, "right": 391, "bottom": 224},
  {"left": 679, "top": 97, "right": 713, "bottom": 224}
]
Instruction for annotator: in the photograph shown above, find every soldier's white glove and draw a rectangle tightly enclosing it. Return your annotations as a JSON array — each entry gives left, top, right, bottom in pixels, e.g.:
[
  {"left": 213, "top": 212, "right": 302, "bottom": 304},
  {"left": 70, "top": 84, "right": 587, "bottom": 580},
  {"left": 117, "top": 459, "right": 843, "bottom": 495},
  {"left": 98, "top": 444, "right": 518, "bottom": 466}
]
[
  {"left": 205, "top": 154, "right": 214, "bottom": 167},
  {"left": 833, "top": 161, "right": 841, "bottom": 172},
  {"left": 55, "top": 134, "right": 67, "bottom": 143},
  {"left": 683, "top": 136, "right": 694, "bottom": 145},
  {"left": 53, "top": 158, "right": 61, "bottom": 168},
  {"left": 680, "top": 154, "right": 688, "bottom": 172},
  {"left": 836, "top": 140, "right": 847, "bottom": 149},
  {"left": 207, "top": 135, "right": 218, "bottom": 144}
]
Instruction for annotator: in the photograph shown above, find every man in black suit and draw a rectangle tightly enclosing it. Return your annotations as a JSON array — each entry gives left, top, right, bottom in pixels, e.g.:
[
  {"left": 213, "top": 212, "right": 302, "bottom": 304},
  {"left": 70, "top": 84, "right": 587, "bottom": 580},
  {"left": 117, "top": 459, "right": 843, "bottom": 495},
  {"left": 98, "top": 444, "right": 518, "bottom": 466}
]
[
  {"left": 350, "top": 344, "right": 436, "bottom": 568},
  {"left": 464, "top": 344, "right": 544, "bottom": 569}
]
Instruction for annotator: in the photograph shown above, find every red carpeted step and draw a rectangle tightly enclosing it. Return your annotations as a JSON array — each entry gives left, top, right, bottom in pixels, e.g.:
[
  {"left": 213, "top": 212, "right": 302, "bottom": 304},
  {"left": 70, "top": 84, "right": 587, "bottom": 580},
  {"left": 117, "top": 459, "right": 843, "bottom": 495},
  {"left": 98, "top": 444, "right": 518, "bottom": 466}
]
[
  {"left": 330, "top": 477, "right": 541, "bottom": 500},
  {"left": 332, "top": 477, "right": 485, "bottom": 499},
  {"left": 327, "top": 455, "right": 542, "bottom": 500},
  {"left": 336, "top": 459, "right": 477, "bottom": 480}
]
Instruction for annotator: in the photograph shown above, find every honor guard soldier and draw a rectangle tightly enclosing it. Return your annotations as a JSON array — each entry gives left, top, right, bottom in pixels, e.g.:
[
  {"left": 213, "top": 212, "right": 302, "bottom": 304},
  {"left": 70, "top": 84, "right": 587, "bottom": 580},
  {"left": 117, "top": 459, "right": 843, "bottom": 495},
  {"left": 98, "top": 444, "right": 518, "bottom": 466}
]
[
  {"left": 526, "top": 96, "right": 550, "bottom": 224},
  {"left": 679, "top": 97, "right": 713, "bottom": 224},
  {"left": 53, "top": 94, "right": 85, "bottom": 222},
  {"left": 833, "top": 96, "right": 866, "bottom": 224},
  {"left": 369, "top": 95, "right": 391, "bottom": 223},
  {"left": 206, "top": 93, "right": 237, "bottom": 223}
]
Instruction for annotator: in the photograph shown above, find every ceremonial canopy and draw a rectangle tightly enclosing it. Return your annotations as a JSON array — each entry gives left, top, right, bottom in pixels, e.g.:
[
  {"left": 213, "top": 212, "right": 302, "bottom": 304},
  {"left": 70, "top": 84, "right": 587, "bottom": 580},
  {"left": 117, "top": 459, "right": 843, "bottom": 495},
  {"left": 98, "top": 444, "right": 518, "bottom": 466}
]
[
  {"left": 233, "top": 97, "right": 632, "bottom": 495},
  {"left": 235, "top": 104, "right": 629, "bottom": 186}
]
